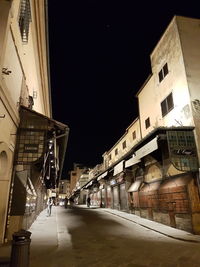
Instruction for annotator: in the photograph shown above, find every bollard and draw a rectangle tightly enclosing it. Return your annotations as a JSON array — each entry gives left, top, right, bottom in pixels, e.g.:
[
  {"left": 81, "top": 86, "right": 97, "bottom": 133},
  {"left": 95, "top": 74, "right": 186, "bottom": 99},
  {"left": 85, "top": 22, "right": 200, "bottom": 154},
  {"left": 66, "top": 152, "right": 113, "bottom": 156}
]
[{"left": 10, "top": 229, "right": 32, "bottom": 267}]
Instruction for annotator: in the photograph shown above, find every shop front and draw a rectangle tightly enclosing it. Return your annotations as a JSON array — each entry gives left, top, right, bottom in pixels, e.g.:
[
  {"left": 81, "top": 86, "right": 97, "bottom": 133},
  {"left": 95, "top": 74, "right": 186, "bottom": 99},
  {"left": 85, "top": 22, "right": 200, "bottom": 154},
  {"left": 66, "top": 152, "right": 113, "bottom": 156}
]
[
  {"left": 6, "top": 106, "right": 69, "bottom": 239},
  {"left": 126, "top": 128, "right": 200, "bottom": 234},
  {"left": 106, "top": 185, "right": 112, "bottom": 208},
  {"left": 112, "top": 183, "right": 119, "bottom": 210}
]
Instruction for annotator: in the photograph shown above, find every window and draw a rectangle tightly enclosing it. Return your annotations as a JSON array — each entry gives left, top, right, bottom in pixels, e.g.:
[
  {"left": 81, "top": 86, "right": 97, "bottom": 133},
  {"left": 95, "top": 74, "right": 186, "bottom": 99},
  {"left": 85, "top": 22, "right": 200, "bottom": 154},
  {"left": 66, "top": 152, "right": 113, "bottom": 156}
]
[
  {"left": 145, "top": 117, "right": 150, "bottom": 129},
  {"left": 122, "top": 140, "right": 126, "bottom": 149},
  {"left": 115, "top": 148, "right": 118, "bottom": 155},
  {"left": 109, "top": 154, "right": 112, "bottom": 161},
  {"left": 158, "top": 63, "right": 168, "bottom": 82},
  {"left": 132, "top": 131, "right": 136, "bottom": 140},
  {"left": 18, "top": 0, "right": 32, "bottom": 43},
  {"left": 161, "top": 92, "right": 174, "bottom": 117}
]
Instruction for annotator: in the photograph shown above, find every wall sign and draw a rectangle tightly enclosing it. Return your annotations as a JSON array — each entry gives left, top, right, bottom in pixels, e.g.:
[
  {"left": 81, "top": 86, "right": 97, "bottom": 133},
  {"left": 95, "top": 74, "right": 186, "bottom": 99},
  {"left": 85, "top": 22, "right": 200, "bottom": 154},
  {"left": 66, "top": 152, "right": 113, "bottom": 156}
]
[{"left": 24, "top": 144, "right": 39, "bottom": 153}]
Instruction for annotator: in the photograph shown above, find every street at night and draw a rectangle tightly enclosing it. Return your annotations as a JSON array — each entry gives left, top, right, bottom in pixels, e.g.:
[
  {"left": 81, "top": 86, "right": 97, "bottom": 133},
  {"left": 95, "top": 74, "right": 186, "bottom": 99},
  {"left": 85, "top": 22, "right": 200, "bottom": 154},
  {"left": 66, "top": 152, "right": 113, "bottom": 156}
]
[
  {"left": 29, "top": 205, "right": 200, "bottom": 267},
  {"left": 2, "top": 2, "right": 200, "bottom": 267}
]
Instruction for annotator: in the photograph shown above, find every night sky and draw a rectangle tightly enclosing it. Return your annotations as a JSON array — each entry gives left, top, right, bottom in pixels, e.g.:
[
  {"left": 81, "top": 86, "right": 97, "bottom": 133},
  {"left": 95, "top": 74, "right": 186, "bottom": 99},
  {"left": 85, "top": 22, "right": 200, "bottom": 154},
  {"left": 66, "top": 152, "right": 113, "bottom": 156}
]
[{"left": 47, "top": 1, "right": 200, "bottom": 178}]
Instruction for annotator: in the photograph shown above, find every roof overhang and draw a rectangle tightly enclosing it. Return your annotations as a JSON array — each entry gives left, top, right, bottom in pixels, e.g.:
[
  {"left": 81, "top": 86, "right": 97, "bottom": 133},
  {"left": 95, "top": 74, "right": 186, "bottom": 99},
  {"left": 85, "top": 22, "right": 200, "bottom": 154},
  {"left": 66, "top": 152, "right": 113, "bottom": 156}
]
[{"left": 15, "top": 105, "right": 69, "bottom": 187}]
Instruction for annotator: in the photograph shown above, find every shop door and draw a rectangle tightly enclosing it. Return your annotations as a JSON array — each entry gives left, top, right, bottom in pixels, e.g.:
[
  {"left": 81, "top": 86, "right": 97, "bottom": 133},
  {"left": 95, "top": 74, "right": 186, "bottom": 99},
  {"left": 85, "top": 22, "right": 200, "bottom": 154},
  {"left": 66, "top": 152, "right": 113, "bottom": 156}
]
[
  {"left": 101, "top": 189, "right": 105, "bottom": 207},
  {"left": 97, "top": 191, "right": 101, "bottom": 206},
  {"left": 93, "top": 193, "right": 98, "bottom": 206},
  {"left": 113, "top": 186, "right": 119, "bottom": 210},
  {"left": 106, "top": 186, "right": 112, "bottom": 208},
  {"left": 120, "top": 183, "right": 128, "bottom": 211}
]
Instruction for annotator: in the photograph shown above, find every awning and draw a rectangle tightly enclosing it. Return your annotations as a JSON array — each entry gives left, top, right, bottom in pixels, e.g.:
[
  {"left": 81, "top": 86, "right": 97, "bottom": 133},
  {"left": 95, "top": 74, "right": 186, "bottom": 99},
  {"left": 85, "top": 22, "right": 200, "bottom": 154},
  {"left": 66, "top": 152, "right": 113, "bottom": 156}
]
[
  {"left": 125, "top": 156, "right": 141, "bottom": 168},
  {"left": 84, "top": 179, "right": 95, "bottom": 189},
  {"left": 15, "top": 105, "right": 69, "bottom": 186},
  {"left": 113, "top": 160, "right": 124, "bottom": 176},
  {"left": 135, "top": 136, "right": 158, "bottom": 159},
  {"left": 97, "top": 171, "right": 108, "bottom": 181},
  {"left": 128, "top": 179, "right": 143, "bottom": 192}
]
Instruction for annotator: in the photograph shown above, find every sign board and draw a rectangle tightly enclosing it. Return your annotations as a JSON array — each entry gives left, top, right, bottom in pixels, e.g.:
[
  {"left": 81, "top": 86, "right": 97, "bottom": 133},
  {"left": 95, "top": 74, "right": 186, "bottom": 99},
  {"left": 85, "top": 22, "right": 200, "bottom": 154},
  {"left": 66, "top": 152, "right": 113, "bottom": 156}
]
[{"left": 24, "top": 144, "right": 39, "bottom": 153}]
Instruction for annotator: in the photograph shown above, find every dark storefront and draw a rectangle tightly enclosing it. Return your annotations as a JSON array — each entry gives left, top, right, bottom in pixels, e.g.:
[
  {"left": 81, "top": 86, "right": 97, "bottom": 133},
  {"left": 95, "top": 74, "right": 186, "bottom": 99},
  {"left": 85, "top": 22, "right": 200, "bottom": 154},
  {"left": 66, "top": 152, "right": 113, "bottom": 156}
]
[
  {"left": 7, "top": 106, "right": 69, "bottom": 238},
  {"left": 125, "top": 127, "right": 200, "bottom": 234}
]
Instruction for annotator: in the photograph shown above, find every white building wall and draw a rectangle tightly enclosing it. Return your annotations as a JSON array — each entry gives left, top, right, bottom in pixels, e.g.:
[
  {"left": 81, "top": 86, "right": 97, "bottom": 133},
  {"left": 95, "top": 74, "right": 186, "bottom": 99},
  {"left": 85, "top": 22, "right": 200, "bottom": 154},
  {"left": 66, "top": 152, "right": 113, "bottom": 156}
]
[
  {"left": 0, "top": 0, "right": 51, "bottom": 243},
  {"left": 177, "top": 16, "right": 200, "bottom": 161},
  {"left": 104, "top": 118, "right": 141, "bottom": 167},
  {"left": 138, "top": 16, "right": 195, "bottom": 140}
]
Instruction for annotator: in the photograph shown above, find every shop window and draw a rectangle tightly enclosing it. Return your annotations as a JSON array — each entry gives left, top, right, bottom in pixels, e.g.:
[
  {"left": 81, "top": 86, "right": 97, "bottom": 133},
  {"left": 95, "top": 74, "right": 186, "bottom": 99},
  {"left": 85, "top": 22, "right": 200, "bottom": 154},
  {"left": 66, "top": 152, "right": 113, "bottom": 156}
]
[
  {"left": 145, "top": 117, "right": 150, "bottom": 129},
  {"left": 158, "top": 63, "right": 168, "bottom": 83},
  {"left": 18, "top": 0, "right": 32, "bottom": 43},
  {"left": 122, "top": 140, "right": 126, "bottom": 149},
  {"left": 161, "top": 92, "right": 174, "bottom": 117}
]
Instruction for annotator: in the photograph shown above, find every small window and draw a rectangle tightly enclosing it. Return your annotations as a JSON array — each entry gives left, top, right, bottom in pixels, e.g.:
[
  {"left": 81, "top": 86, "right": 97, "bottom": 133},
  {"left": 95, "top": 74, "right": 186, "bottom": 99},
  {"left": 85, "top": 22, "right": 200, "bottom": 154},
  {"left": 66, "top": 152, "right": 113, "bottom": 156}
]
[
  {"left": 115, "top": 148, "right": 118, "bottom": 155},
  {"left": 158, "top": 63, "right": 168, "bottom": 83},
  {"left": 132, "top": 131, "right": 136, "bottom": 140},
  {"left": 161, "top": 92, "right": 174, "bottom": 117},
  {"left": 145, "top": 117, "right": 150, "bottom": 129},
  {"left": 109, "top": 154, "right": 112, "bottom": 161},
  {"left": 122, "top": 141, "right": 126, "bottom": 149},
  {"left": 163, "top": 63, "right": 168, "bottom": 76},
  {"left": 158, "top": 70, "right": 163, "bottom": 83}
]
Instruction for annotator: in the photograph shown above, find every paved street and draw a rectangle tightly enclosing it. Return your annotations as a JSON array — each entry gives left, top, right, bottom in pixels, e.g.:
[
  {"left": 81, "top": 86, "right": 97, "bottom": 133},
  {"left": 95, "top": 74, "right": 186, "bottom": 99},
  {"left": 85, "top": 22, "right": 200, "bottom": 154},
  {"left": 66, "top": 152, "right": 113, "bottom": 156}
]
[{"left": 29, "top": 206, "right": 200, "bottom": 267}]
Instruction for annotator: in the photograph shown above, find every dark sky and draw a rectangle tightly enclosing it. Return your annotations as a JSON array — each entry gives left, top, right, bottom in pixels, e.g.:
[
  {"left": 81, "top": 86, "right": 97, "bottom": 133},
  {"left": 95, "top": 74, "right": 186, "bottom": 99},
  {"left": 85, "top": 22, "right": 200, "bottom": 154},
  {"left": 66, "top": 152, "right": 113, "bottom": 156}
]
[{"left": 47, "top": 1, "right": 200, "bottom": 177}]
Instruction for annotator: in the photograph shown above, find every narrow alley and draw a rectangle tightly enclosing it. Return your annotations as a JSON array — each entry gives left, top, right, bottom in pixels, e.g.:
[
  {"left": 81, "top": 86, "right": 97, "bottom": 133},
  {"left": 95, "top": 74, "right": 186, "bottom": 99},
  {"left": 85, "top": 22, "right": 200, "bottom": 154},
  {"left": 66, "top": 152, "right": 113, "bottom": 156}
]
[{"left": 28, "top": 205, "right": 200, "bottom": 267}]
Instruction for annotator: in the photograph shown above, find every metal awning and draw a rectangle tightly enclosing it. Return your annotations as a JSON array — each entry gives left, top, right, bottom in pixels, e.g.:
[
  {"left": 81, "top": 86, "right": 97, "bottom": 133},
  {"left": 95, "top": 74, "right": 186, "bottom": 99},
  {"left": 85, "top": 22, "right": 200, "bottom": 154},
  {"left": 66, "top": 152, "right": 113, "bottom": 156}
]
[
  {"left": 97, "top": 171, "right": 108, "bottom": 181},
  {"left": 128, "top": 179, "right": 143, "bottom": 192},
  {"left": 113, "top": 160, "right": 124, "bottom": 176},
  {"left": 15, "top": 105, "right": 69, "bottom": 186},
  {"left": 125, "top": 156, "right": 141, "bottom": 168},
  {"left": 135, "top": 136, "right": 158, "bottom": 159},
  {"left": 84, "top": 179, "right": 95, "bottom": 189}
]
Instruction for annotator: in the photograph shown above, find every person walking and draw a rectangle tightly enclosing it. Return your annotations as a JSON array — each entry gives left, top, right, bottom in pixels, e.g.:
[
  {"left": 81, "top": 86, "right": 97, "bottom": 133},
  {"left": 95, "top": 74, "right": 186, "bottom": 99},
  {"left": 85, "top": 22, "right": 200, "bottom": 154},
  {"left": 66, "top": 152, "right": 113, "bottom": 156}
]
[
  {"left": 47, "top": 197, "right": 53, "bottom": 216},
  {"left": 86, "top": 196, "right": 91, "bottom": 208}
]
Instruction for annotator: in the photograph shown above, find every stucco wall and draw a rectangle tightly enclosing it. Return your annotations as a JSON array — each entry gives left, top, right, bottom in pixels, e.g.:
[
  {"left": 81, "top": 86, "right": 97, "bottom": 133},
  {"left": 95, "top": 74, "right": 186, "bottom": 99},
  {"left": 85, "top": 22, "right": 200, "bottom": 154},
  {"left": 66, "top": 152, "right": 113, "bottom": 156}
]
[{"left": 138, "top": 16, "right": 194, "bottom": 140}]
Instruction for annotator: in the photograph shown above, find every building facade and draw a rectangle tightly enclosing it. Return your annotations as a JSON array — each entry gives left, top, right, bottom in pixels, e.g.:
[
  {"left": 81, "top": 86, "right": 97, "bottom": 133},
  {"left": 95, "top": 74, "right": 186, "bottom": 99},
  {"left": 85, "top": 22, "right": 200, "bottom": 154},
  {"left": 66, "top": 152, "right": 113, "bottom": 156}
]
[
  {"left": 69, "top": 163, "right": 89, "bottom": 195},
  {"left": 81, "top": 16, "right": 200, "bottom": 234},
  {"left": 0, "top": 0, "right": 69, "bottom": 243},
  {"left": 58, "top": 180, "right": 70, "bottom": 205}
]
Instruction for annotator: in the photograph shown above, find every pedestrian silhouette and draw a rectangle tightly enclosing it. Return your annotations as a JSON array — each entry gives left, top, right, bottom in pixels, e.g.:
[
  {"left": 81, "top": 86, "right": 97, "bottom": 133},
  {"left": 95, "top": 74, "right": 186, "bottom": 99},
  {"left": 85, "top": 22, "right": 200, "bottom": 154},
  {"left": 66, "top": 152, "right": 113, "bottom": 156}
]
[
  {"left": 87, "top": 196, "right": 91, "bottom": 207},
  {"left": 47, "top": 197, "right": 53, "bottom": 216}
]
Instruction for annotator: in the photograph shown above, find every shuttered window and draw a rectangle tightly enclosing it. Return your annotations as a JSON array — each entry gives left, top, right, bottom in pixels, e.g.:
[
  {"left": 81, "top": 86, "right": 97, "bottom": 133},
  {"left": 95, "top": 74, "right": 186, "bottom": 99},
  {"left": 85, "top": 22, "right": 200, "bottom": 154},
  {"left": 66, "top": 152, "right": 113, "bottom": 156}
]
[
  {"left": 158, "top": 63, "right": 169, "bottom": 82},
  {"left": 161, "top": 92, "right": 174, "bottom": 117}
]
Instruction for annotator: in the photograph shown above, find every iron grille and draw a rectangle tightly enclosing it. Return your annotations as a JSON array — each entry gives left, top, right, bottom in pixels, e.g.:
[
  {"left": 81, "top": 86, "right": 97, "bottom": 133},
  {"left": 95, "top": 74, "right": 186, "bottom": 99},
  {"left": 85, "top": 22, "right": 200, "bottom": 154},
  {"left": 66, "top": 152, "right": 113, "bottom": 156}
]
[{"left": 18, "top": 0, "right": 32, "bottom": 43}]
